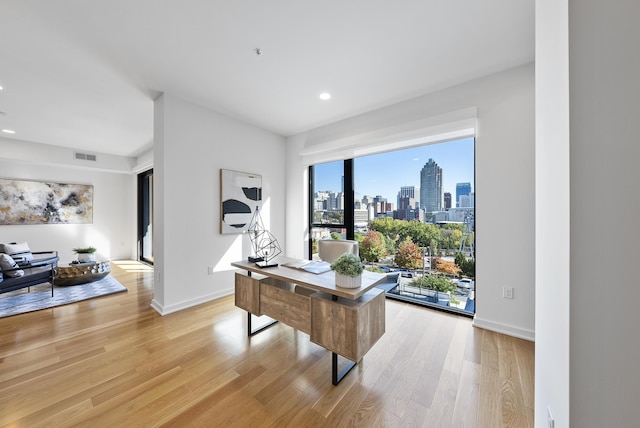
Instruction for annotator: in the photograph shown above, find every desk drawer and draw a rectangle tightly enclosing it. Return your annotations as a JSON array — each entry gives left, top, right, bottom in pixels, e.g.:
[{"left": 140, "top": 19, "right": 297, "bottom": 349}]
[
  {"left": 235, "top": 272, "right": 261, "bottom": 314},
  {"left": 310, "top": 288, "right": 385, "bottom": 361},
  {"left": 260, "top": 279, "right": 311, "bottom": 334}
]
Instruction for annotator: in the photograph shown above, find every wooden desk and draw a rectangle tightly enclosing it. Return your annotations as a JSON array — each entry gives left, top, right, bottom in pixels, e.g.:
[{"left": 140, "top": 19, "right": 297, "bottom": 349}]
[{"left": 232, "top": 257, "right": 386, "bottom": 385}]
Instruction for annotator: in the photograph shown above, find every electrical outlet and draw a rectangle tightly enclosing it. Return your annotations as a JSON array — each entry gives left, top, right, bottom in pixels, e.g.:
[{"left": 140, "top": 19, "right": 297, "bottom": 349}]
[
  {"left": 503, "top": 286, "right": 514, "bottom": 299},
  {"left": 207, "top": 266, "right": 214, "bottom": 275},
  {"left": 547, "top": 407, "right": 554, "bottom": 428}
]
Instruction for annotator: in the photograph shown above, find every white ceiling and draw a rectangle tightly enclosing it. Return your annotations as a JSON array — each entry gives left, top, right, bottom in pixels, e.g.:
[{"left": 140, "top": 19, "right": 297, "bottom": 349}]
[{"left": 0, "top": 1, "right": 534, "bottom": 158}]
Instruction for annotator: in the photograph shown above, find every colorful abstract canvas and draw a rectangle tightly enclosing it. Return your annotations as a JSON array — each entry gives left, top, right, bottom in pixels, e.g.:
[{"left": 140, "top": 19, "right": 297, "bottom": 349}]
[
  {"left": 0, "top": 178, "right": 93, "bottom": 225},
  {"left": 220, "top": 169, "right": 262, "bottom": 234}
]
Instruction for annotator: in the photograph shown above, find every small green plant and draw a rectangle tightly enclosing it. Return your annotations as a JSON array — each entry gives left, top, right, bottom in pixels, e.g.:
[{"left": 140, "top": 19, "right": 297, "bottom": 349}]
[
  {"left": 73, "top": 246, "right": 97, "bottom": 254},
  {"left": 410, "top": 274, "right": 456, "bottom": 293},
  {"left": 454, "top": 252, "right": 475, "bottom": 277},
  {"left": 330, "top": 253, "right": 364, "bottom": 277},
  {"left": 366, "top": 266, "right": 386, "bottom": 273}
]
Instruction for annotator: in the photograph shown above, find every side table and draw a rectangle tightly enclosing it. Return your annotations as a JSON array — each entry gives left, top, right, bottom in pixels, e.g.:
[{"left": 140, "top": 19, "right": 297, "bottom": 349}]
[{"left": 55, "top": 261, "right": 111, "bottom": 286}]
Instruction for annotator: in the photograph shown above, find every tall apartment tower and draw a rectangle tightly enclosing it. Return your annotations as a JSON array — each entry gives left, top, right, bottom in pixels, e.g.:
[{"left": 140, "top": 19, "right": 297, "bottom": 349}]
[
  {"left": 372, "top": 195, "right": 389, "bottom": 216},
  {"left": 444, "top": 192, "right": 452, "bottom": 209},
  {"left": 420, "top": 158, "right": 442, "bottom": 212},
  {"left": 397, "top": 186, "right": 419, "bottom": 209},
  {"left": 456, "top": 182, "right": 472, "bottom": 208}
]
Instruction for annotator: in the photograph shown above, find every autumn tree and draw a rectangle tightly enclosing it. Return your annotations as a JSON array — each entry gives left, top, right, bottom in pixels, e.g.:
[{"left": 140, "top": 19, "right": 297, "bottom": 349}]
[
  {"left": 433, "top": 258, "right": 461, "bottom": 276},
  {"left": 360, "top": 231, "right": 387, "bottom": 262},
  {"left": 394, "top": 238, "right": 423, "bottom": 270}
]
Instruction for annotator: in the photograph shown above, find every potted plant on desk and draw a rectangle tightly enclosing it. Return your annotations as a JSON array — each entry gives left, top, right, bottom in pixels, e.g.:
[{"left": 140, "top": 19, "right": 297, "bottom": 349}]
[
  {"left": 330, "top": 252, "right": 364, "bottom": 288},
  {"left": 73, "top": 247, "right": 97, "bottom": 263}
]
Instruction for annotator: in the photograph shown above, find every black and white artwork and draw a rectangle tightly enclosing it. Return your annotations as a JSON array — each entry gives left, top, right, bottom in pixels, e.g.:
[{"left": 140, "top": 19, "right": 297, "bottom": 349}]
[
  {"left": 0, "top": 178, "right": 94, "bottom": 225},
  {"left": 220, "top": 169, "right": 262, "bottom": 234}
]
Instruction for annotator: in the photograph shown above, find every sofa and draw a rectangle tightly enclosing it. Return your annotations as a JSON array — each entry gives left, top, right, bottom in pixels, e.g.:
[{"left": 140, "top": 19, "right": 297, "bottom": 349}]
[{"left": 0, "top": 242, "right": 59, "bottom": 296}]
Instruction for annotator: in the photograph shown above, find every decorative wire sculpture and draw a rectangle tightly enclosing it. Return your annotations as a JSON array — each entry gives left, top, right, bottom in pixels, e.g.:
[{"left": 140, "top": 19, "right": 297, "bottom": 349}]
[{"left": 247, "top": 206, "right": 281, "bottom": 267}]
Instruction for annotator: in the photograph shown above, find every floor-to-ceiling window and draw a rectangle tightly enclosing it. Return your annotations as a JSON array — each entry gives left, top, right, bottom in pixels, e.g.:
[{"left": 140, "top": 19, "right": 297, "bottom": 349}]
[
  {"left": 309, "top": 138, "right": 475, "bottom": 316},
  {"left": 308, "top": 159, "right": 353, "bottom": 257},
  {"left": 137, "top": 169, "right": 153, "bottom": 265}
]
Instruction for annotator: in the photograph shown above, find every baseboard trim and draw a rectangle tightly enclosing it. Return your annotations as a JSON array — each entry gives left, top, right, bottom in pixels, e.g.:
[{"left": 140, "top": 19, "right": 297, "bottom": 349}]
[
  {"left": 150, "top": 287, "right": 234, "bottom": 316},
  {"left": 472, "top": 317, "right": 535, "bottom": 342}
]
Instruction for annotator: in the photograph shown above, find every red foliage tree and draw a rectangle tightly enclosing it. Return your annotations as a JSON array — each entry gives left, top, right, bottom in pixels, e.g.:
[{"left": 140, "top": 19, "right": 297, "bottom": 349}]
[{"left": 394, "top": 238, "right": 422, "bottom": 270}]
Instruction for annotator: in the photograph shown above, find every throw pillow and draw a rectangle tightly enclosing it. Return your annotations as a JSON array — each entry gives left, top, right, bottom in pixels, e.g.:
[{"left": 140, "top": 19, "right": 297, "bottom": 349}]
[
  {"left": 1, "top": 242, "right": 34, "bottom": 264},
  {"left": 0, "top": 253, "right": 25, "bottom": 277}
]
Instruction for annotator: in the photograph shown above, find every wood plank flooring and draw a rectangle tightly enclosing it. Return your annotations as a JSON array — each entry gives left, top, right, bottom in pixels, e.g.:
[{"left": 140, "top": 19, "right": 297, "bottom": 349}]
[{"left": 0, "top": 261, "right": 534, "bottom": 427}]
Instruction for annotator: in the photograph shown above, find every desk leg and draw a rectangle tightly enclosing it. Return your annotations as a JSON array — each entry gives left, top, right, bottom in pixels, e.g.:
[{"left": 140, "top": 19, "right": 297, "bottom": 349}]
[
  {"left": 329, "top": 294, "right": 357, "bottom": 385},
  {"left": 244, "top": 271, "right": 278, "bottom": 336},
  {"left": 247, "top": 312, "right": 278, "bottom": 336},
  {"left": 332, "top": 352, "right": 357, "bottom": 386}
]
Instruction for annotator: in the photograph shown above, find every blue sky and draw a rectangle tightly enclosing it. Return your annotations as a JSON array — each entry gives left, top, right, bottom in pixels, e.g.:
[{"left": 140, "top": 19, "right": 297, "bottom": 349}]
[{"left": 314, "top": 137, "right": 475, "bottom": 202}]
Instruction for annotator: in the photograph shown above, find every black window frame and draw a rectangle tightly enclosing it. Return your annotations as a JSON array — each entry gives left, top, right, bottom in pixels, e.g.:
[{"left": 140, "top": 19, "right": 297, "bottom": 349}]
[
  {"left": 137, "top": 168, "right": 154, "bottom": 265},
  {"left": 308, "top": 159, "right": 354, "bottom": 257}
]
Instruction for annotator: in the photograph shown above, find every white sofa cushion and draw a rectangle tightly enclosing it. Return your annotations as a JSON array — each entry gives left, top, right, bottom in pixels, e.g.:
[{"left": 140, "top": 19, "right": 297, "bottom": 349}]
[
  {"left": 1, "top": 242, "right": 34, "bottom": 263},
  {"left": 0, "top": 253, "right": 25, "bottom": 277}
]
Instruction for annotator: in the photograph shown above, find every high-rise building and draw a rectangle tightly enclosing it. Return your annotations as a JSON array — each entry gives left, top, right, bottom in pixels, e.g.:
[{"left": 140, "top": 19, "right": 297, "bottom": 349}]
[
  {"left": 397, "top": 197, "right": 415, "bottom": 210},
  {"left": 420, "top": 158, "right": 442, "bottom": 212},
  {"left": 327, "top": 192, "right": 341, "bottom": 210},
  {"left": 371, "top": 195, "right": 392, "bottom": 216},
  {"left": 396, "top": 196, "right": 419, "bottom": 221},
  {"left": 444, "top": 192, "right": 452, "bottom": 209},
  {"left": 336, "top": 192, "right": 345, "bottom": 210},
  {"left": 456, "top": 182, "right": 472, "bottom": 208},
  {"left": 397, "top": 186, "right": 419, "bottom": 209}
]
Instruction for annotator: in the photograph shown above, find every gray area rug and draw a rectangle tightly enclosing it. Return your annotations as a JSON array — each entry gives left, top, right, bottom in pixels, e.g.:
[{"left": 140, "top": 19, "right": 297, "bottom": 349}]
[{"left": 0, "top": 275, "right": 127, "bottom": 318}]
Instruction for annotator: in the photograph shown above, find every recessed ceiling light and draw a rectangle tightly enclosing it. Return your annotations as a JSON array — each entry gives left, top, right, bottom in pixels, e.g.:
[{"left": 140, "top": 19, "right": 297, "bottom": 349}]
[
  {"left": 2, "top": 129, "right": 16, "bottom": 134},
  {"left": 0, "top": 85, "right": 3, "bottom": 90},
  {"left": 319, "top": 92, "right": 331, "bottom": 101}
]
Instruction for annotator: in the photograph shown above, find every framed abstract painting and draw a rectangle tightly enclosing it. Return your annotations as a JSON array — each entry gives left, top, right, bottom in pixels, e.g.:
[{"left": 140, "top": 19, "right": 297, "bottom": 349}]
[
  {"left": 220, "top": 169, "right": 262, "bottom": 234},
  {"left": 0, "top": 178, "right": 93, "bottom": 225}
]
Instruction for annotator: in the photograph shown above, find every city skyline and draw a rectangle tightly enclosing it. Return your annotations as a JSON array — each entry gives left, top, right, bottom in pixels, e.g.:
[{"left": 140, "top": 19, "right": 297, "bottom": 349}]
[{"left": 314, "top": 137, "right": 474, "bottom": 203}]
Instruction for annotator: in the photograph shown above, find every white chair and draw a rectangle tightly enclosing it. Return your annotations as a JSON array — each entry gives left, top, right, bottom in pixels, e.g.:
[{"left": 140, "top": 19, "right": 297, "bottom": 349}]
[{"left": 318, "top": 239, "right": 359, "bottom": 263}]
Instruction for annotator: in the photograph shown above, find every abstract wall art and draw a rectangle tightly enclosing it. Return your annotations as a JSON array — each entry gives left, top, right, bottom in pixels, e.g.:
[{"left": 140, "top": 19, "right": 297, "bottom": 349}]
[
  {"left": 0, "top": 178, "right": 94, "bottom": 225},
  {"left": 220, "top": 169, "right": 262, "bottom": 234}
]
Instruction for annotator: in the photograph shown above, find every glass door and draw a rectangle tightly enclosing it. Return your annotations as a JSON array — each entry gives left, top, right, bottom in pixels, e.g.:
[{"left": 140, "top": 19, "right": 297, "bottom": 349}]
[{"left": 138, "top": 169, "right": 153, "bottom": 264}]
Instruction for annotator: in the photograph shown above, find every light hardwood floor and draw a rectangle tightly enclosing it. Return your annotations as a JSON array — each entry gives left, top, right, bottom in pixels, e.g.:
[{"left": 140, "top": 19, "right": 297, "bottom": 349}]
[{"left": 0, "top": 261, "right": 534, "bottom": 427}]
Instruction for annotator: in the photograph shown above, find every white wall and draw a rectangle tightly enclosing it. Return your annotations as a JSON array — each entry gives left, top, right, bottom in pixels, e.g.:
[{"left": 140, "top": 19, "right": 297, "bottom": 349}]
[
  {"left": 568, "top": 1, "right": 640, "bottom": 426},
  {"left": 286, "top": 64, "right": 536, "bottom": 340},
  {"left": 536, "top": 1, "right": 640, "bottom": 426},
  {"left": 0, "top": 136, "right": 136, "bottom": 173},
  {"left": 152, "top": 93, "right": 285, "bottom": 314},
  {"left": 535, "top": 0, "right": 570, "bottom": 426},
  {"left": 0, "top": 144, "right": 135, "bottom": 263}
]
